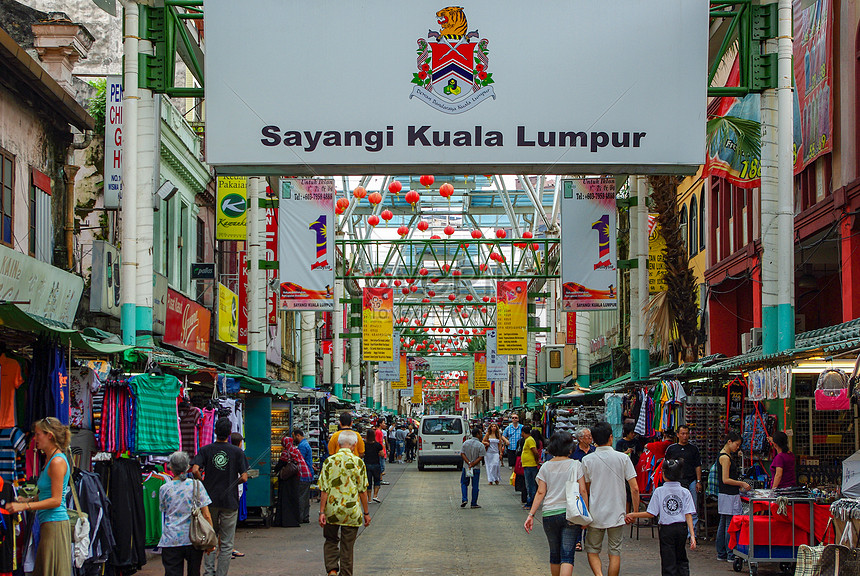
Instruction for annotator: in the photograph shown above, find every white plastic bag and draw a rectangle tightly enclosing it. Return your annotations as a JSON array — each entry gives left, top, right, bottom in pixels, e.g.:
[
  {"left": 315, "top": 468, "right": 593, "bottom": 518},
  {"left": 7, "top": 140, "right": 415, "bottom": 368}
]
[
  {"left": 72, "top": 515, "right": 91, "bottom": 568},
  {"left": 565, "top": 462, "right": 592, "bottom": 526}
]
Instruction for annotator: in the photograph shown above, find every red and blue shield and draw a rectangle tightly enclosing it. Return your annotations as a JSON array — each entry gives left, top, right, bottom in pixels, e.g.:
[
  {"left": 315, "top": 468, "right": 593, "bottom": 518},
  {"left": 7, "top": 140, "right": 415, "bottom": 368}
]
[{"left": 429, "top": 41, "right": 476, "bottom": 101}]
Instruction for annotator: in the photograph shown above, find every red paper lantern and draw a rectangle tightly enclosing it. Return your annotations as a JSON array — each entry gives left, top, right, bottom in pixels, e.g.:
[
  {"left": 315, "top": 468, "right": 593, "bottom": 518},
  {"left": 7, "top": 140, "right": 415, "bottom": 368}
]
[
  {"left": 402, "top": 288, "right": 409, "bottom": 295},
  {"left": 430, "top": 278, "right": 439, "bottom": 284},
  {"left": 381, "top": 209, "right": 393, "bottom": 223},
  {"left": 406, "top": 278, "right": 415, "bottom": 284},
  {"left": 405, "top": 190, "right": 420, "bottom": 210},
  {"left": 335, "top": 205, "right": 344, "bottom": 215},
  {"left": 490, "top": 297, "right": 496, "bottom": 302},
  {"left": 523, "top": 230, "right": 534, "bottom": 239},
  {"left": 388, "top": 181, "right": 402, "bottom": 195},
  {"left": 532, "top": 243, "right": 540, "bottom": 250},
  {"left": 452, "top": 270, "right": 462, "bottom": 277},
  {"left": 353, "top": 186, "right": 367, "bottom": 200},
  {"left": 479, "top": 264, "right": 488, "bottom": 271},
  {"left": 461, "top": 313, "right": 468, "bottom": 318},
  {"left": 442, "top": 264, "right": 451, "bottom": 273},
  {"left": 368, "top": 192, "right": 383, "bottom": 205},
  {"left": 397, "top": 225, "right": 409, "bottom": 237},
  {"left": 444, "top": 225, "right": 455, "bottom": 236},
  {"left": 428, "top": 290, "right": 436, "bottom": 297},
  {"left": 418, "top": 267, "right": 429, "bottom": 276},
  {"left": 466, "top": 295, "right": 473, "bottom": 301},
  {"left": 394, "top": 280, "right": 402, "bottom": 287},
  {"left": 368, "top": 215, "right": 380, "bottom": 227},
  {"left": 422, "top": 297, "right": 430, "bottom": 303},
  {"left": 419, "top": 175, "right": 435, "bottom": 188},
  {"left": 471, "top": 229, "right": 482, "bottom": 239},
  {"left": 409, "top": 285, "right": 418, "bottom": 293},
  {"left": 439, "top": 182, "right": 454, "bottom": 201},
  {"left": 379, "top": 282, "right": 388, "bottom": 288},
  {"left": 483, "top": 296, "right": 490, "bottom": 302},
  {"left": 480, "top": 306, "right": 487, "bottom": 313},
  {"left": 417, "top": 220, "right": 429, "bottom": 232},
  {"left": 495, "top": 229, "right": 507, "bottom": 239},
  {"left": 336, "top": 197, "right": 350, "bottom": 210},
  {"left": 430, "top": 235, "right": 441, "bottom": 240},
  {"left": 448, "top": 294, "right": 456, "bottom": 301}
]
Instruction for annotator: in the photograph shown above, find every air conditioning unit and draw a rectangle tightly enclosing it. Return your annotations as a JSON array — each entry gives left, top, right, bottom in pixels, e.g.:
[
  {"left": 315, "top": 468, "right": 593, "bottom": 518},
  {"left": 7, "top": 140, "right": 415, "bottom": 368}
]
[
  {"left": 750, "top": 327, "right": 763, "bottom": 347},
  {"left": 741, "top": 332, "right": 752, "bottom": 354}
]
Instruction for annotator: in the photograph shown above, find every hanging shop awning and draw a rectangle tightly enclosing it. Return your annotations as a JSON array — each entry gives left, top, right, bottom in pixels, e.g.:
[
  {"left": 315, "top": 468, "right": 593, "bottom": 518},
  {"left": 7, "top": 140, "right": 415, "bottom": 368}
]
[
  {"left": 0, "top": 303, "right": 131, "bottom": 355},
  {"left": 546, "top": 372, "right": 631, "bottom": 404}
]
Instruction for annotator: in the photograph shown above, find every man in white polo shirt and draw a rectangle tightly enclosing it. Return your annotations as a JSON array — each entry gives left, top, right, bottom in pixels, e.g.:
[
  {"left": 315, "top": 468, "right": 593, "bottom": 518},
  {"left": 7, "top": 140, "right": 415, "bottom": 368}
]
[{"left": 582, "top": 421, "right": 639, "bottom": 576}]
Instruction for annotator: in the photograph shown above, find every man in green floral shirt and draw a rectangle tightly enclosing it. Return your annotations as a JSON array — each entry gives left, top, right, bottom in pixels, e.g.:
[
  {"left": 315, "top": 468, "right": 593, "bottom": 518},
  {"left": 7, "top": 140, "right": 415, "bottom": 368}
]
[{"left": 318, "top": 430, "right": 370, "bottom": 576}]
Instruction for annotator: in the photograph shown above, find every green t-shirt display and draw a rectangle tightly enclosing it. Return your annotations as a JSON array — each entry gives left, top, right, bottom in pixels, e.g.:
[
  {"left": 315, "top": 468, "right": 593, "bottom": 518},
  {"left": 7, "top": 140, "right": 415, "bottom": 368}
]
[
  {"left": 142, "top": 474, "right": 166, "bottom": 546},
  {"left": 130, "top": 373, "right": 182, "bottom": 454}
]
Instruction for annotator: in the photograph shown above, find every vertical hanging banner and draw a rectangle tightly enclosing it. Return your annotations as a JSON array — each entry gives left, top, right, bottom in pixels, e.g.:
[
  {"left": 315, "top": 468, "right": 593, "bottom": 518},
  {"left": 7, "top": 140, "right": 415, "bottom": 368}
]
[
  {"left": 278, "top": 178, "right": 335, "bottom": 310},
  {"left": 216, "top": 177, "right": 247, "bottom": 240},
  {"left": 391, "top": 354, "right": 408, "bottom": 389},
  {"left": 400, "top": 367, "right": 414, "bottom": 397},
  {"left": 265, "top": 199, "right": 279, "bottom": 324},
  {"left": 412, "top": 377, "right": 423, "bottom": 404},
  {"left": 378, "top": 330, "right": 401, "bottom": 381},
  {"left": 648, "top": 214, "right": 667, "bottom": 294},
  {"left": 217, "top": 283, "right": 245, "bottom": 351},
  {"left": 238, "top": 251, "right": 248, "bottom": 345},
  {"left": 474, "top": 353, "right": 490, "bottom": 390},
  {"left": 561, "top": 178, "right": 618, "bottom": 310},
  {"left": 793, "top": 0, "right": 832, "bottom": 171},
  {"left": 486, "top": 329, "right": 508, "bottom": 381},
  {"left": 459, "top": 376, "right": 470, "bottom": 403},
  {"left": 103, "top": 75, "right": 123, "bottom": 209},
  {"left": 362, "top": 287, "right": 394, "bottom": 361},
  {"left": 496, "top": 280, "right": 528, "bottom": 354},
  {"left": 566, "top": 312, "right": 576, "bottom": 345}
]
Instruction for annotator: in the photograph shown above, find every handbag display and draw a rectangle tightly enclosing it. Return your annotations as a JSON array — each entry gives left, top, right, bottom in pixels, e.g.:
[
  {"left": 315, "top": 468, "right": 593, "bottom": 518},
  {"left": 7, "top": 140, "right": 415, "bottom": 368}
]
[
  {"left": 816, "top": 369, "right": 850, "bottom": 411},
  {"left": 565, "top": 462, "right": 592, "bottom": 526},
  {"left": 189, "top": 478, "right": 218, "bottom": 551}
]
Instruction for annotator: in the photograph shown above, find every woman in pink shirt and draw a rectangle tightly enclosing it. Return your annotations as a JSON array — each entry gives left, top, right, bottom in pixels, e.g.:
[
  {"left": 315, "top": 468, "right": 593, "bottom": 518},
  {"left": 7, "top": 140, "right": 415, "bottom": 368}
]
[{"left": 769, "top": 431, "right": 796, "bottom": 488}]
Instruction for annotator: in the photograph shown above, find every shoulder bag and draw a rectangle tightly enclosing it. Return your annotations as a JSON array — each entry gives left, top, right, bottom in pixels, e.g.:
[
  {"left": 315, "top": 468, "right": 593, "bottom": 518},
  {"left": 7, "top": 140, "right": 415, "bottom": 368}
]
[
  {"left": 278, "top": 455, "right": 299, "bottom": 481},
  {"left": 189, "top": 479, "right": 218, "bottom": 550},
  {"left": 565, "top": 461, "right": 592, "bottom": 526},
  {"left": 64, "top": 451, "right": 90, "bottom": 568}
]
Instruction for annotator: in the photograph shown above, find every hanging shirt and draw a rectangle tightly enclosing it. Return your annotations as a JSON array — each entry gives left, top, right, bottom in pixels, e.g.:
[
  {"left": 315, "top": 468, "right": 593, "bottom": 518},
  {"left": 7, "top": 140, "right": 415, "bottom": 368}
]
[
  {"left": 70, "top": 428, "right": 97, "bottom": 472},
  {"left": 178, "top": 402, "right": 202, "bottom": 457},
  {"left": 51, "top": 345, "right": 70, "bottom": 425},
  {"left": 0, "top": 428, "right": 24, "bottom": 482},
  {"left": 69, "top": 367, "right": 100, "bottom": 430},
  {"left": 129, "top": 374, "right": 182, "bottom": 454},
  {"left": 142, "top": 473, "right": 167, "bottom": 547},
  {"left": 0, "top": 356, "right": 23, "bottom": 428},
  {"left": 218, "top": 398, "right": 244, "bottom": 435}
]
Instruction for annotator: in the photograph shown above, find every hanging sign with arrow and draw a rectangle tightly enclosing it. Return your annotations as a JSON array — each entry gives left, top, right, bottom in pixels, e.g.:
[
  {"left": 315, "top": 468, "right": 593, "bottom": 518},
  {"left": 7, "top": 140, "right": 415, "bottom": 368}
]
[{"left": 216, "top": 177, "right": 247, "bottom": 240}]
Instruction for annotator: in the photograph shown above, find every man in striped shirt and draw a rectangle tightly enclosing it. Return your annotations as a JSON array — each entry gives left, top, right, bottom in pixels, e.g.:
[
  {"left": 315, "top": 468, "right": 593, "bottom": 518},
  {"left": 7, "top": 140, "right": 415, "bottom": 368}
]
[{"left": 502, "top": 414, "right": 522, "bottom": 468}]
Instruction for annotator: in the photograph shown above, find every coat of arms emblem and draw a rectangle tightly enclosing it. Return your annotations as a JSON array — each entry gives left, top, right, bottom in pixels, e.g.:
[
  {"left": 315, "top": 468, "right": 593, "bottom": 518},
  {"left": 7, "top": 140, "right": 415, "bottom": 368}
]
[{"left": 409, "top": 7, "right": 496, "bottom": 114}]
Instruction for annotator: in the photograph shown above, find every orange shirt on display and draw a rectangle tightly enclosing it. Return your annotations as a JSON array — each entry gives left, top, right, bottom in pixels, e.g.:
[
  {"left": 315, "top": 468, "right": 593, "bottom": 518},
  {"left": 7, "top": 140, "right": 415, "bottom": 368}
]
[{"left": 0, "top": 355, "right": 23, "bottom": 428}]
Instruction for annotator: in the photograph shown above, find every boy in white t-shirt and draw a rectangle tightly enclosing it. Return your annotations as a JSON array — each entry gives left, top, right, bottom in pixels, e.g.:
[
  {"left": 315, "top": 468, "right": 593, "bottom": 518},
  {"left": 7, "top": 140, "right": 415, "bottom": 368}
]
[{"left": 626, "top": 459, "right": 696, "bottom": 576}]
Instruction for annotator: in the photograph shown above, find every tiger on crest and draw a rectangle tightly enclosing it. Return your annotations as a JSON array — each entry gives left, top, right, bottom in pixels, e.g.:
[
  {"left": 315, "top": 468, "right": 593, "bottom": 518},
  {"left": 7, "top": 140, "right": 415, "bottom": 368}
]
[{"left": 436, "top": 6, "right": 467, "bottom": 39}]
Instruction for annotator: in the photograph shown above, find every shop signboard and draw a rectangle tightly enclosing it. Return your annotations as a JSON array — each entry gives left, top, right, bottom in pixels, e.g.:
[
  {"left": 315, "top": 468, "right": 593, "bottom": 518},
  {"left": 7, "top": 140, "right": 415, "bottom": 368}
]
[
  {"left": 216, "top": 177, "right": 247, "bottom": 240},
  {"left": 191, "top": 263, "right": 215, "bottom": 280},
  {"left": 362, "top": 287, "right": 394, "bottom": 361},
  {"left": 163, "top": 288, "right": 211, "bottom": 357},
  {"left": 566, "top": 312, "right": 576, "bottom": 344},
  {"left": 474, "top": 352, "right": 490, "bottom": 390},
  {"left": 238, "top": 251, "right": 248, "bottom": 345},
  {"left": 485, "top": 329, "right": 507, "bottom": 381},
  {"left": 104, "top": 75, "right": 122, "bottom": 208},
  {"left": 496, "top": 280, "right": 527, "bottom": 354},
  {"left": 400, "top": 368, "right": 414, "bottom": 397},
  {"left": 648, "top": 214, "right": 667, "bottom": 294},
  {"left": 152, "top": 273, "right": 168, "bottom": 335},
  {"left": 217, "top": 282, "right": 244, "bottom": 351},
  {"left": 391, "top": 354, "right": 408, "bottom": 389},
  {"left": 561, "top": 178, "right": 618, "bottom": 311},
  {"left": 90, "top": 240, "right": 121, "bottom": 319},
  {"left": 206, "top": 0, "right": 706, "bottom": 175},
  {"left": 378, "top": 330, "right": 401, "bottom": 381},
  {"left": 265, "top": 202, "right": 278, "bottom": 324},
  {"left": 0, "top": 244, "right": 83, "bottom": 326},
  {"left": 278, "top": 178, "right": 335, "bottom": 310},
  {"left": 459, "top": 377, "right": 470, "bottom": 403},
  {"left": 267, "top": 323, "right": 281, "bottom": 365},
  {"left": 412, "top": 377, "right": 423, "bottom": 404}
]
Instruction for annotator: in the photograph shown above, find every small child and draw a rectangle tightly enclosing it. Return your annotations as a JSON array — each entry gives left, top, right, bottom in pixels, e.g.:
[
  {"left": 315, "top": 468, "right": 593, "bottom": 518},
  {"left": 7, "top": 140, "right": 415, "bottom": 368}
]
[{"left": 626, "top": 458, "right": 696, "bottom": 576}]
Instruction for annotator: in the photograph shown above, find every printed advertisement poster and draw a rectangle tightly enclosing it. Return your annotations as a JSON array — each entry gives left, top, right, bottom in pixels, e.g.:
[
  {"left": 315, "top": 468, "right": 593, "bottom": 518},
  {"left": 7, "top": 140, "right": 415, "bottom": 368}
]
[
  {"left": 474, "top": 353, "right": 490, "bottom": 390},
  {"left": 103, "top": 75, "right": 122, "bottom": 209},
  {"left": 378, "top": 331, "right": 401, "bottom": 381},
  {"left": 561, "top": 178, "right": 617, "bottom": 310},
  {"left": 362, "top": 287, "right": 394, "bottom": 361},
  {"left": 459, "top": 377, "right": 470, "bottom": 403},
  {"left": 217, "top": 282, "right": 245, "bottom": 351},
  {"left": 412, "top": 377, "right": 423, "bottom": 404},
  {"left": 216, "top": 177, "right": 247, "bottom": 240},
  {"left": 486, "top": 329, "right": 507, "bottom": 381},
  {"left": 238, "top": 251, "right": 247, "bottom": 345},
  {"left": 496, "top": 280, "right": 528, "bottom": 354},
  {"left": 793, "top": 0, "right": 832, "bottom": 170},
  {"left": 164, "top": 289, "right": 211, "bottom": 357},
  {"left": 392, "top": 354, "right": 408, "bottom": 389},
  {"left": 265, "top": 201, "right": 279, "bottom": 324},
  {"left": 648, "top": 214, "right": 667, "bottom": 294},
  {"left": 278, "top": 178, "right": 335, "bottom": 310}
]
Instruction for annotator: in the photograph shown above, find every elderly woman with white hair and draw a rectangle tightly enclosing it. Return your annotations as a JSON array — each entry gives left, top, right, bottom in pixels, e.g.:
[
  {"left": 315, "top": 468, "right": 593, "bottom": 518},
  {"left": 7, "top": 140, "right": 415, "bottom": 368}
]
[
  {"left": 318, "top": 430, "right": 370, "bottom": 576},
  {"left": 158, "top": 451, "right": 214, "bottom": 576}
]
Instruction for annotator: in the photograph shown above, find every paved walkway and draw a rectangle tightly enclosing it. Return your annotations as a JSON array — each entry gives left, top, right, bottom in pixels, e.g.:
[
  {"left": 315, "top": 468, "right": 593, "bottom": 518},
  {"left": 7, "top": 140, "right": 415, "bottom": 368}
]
[{"left": 138, "top": 462, "right": 785, "bottom": 575}]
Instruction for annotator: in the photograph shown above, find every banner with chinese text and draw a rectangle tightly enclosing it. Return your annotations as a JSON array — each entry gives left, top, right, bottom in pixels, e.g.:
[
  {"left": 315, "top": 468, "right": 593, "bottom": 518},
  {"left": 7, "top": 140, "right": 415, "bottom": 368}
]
[
  {"left": 474, "top": 353, "right": 490, "bottom": 390},
  {"left": 496, "top": 280, "right": 528, "bottom": 354},
  {"left": 561, "top": 178, "right": 617, "bottom": 310},
  {"left": 279, "top": 178, "right": 335, "bottom": 310},
  {"left": 362, "top": 287, "right": 394, "bottom": 361},
  {"left": 391, "top": 354, "right": 408, "bottom": 389}
]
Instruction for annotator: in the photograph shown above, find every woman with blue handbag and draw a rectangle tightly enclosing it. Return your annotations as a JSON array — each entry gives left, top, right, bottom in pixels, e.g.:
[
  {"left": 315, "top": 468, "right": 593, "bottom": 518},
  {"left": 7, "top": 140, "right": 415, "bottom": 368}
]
[{"left": 523, "top": 431, "right": 588, "bottom": 576}]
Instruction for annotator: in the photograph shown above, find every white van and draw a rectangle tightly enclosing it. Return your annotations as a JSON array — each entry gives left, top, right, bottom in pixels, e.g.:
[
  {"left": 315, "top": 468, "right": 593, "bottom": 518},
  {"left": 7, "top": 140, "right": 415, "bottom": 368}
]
[{"left": 417, "top": 415, "right": 468, "bottom": 471}]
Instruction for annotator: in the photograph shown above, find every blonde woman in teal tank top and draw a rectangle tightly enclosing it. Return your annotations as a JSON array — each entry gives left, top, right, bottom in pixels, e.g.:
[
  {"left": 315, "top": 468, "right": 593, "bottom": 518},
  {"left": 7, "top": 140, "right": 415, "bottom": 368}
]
[{"left": 6, "top": 417, "right": 72, "bottom": 576}]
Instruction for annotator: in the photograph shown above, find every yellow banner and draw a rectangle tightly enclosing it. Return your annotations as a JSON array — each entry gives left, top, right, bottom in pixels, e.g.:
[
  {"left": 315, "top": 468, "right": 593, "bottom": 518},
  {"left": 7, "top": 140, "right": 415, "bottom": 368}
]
[
  {"left": 648, "top": 214, "right": 667, "bottom": 294},
  {"left": 217, "top": 283, "right": 245, "bottom": 351},
  {"left": 391, "top": 354, "right": 408, "bottom": 389},
  {"left": 496, "top": 280, "right": 528, "bottom": 354},
  {"left": 362, "top": 287, "right": 394, "bottom": 361},
  {"left": 216, "top": 177, "right": 247, "bottom": 240},
  {"left": 411, "top": 378, "right": 423, "bottom": 404},
  {"left": 474, "top": 353, "right": 490, "bottom": 390},
  {"left": 459, "top": 377, "right": 469, "bottom": 402}
]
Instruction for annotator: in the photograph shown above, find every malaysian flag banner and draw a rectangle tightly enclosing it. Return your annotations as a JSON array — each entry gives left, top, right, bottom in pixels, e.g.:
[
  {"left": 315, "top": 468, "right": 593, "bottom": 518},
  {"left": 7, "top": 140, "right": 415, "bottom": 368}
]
[
  {"left": 561, "top": 178, "right": 617, "bottom": 311},
  {"left": 278, "top": 178, "right": 335, "bottom": 310}
]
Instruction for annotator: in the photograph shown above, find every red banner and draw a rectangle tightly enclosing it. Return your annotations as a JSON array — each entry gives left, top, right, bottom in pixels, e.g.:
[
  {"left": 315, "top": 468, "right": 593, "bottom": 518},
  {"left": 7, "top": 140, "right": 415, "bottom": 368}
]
[
  {"left": 238, "top": 251, "right": 248, "bottom": 346},
  {"left": 265, "top": 204, "right": 279, "bottom": 325},
  {"left": 164, "top": 289, "right": 211, "bottom": 357},
  {"left": 566, "top": 312, "right": 576, "bottom": 344}
]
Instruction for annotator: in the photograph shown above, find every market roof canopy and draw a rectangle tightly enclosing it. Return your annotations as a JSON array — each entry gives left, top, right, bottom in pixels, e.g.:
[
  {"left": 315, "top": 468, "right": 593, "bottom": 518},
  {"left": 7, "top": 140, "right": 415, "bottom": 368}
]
[
  {"left": 0, "top": 303, "right": 131, "bottom": 355},
  {"left": 204, "top": 0, "right": 707, "bottom": 176}
]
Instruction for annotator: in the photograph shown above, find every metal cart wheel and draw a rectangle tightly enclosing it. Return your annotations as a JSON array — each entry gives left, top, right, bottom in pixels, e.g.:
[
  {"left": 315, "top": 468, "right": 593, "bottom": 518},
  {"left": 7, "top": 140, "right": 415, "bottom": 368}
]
[
  {"left": 778, "top": 563, "right": 793, "bottom": 575},
  {"left": 748, "top": 563, "right": 758, "bottom": 576},
  {"left": 732, "top": 557, "right": 744, "bottom": 572}
]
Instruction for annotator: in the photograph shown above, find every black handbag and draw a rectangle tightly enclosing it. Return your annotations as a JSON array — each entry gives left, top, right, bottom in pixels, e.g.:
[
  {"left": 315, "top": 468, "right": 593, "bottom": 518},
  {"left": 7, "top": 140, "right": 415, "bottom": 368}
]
[{"left": 278, "top": 459, "right": 298, "bottom": 481}]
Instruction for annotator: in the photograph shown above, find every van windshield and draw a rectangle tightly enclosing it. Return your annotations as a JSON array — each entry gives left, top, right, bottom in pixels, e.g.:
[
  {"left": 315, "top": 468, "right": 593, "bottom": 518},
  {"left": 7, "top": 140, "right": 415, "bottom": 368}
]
[{"left": 422, "top": 418, "right": 463, "bottom": 435}]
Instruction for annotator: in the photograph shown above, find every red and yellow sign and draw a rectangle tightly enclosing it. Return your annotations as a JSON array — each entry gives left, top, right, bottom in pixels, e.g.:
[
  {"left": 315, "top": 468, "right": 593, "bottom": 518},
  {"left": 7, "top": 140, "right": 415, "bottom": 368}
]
[
  {"left": 392, "top": 354, "right": 408, "bottom": 389},
  {"left": 411, "top": 377, "right": 423, "bottom": 404},
  {"left": 362, "top": 287, "right": 394, "bottom": 361},
  {"left": 164, "top": 289, "right": 211, "bottom": 357},
  {"left": 496, "top": 280, "right": 527, "bottom": 354},
  {"left": 474, "top": 353, "right": 490, "bottom": 390},
  {"left": 459, "top": 376, "right": 469, "bottom": 403}
]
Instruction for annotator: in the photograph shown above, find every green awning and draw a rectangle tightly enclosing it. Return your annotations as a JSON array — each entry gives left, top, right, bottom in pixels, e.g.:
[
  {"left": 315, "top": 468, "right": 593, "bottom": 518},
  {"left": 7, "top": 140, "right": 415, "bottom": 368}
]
[{"left": 0, "top": 303, "right": 132, "bottom": 355}]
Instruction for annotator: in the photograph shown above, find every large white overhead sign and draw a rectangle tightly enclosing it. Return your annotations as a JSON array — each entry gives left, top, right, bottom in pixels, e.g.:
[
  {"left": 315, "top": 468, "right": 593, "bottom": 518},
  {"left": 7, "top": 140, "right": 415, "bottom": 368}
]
[{"left": 205, "top": 0, "right": 707, "bottom": 175}]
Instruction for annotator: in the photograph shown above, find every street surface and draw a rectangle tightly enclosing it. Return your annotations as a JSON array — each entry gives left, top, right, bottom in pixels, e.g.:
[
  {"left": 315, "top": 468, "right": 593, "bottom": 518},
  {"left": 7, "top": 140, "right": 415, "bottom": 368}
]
[{"left": 138, "top": 464, "right": 785, "bottom": 576}]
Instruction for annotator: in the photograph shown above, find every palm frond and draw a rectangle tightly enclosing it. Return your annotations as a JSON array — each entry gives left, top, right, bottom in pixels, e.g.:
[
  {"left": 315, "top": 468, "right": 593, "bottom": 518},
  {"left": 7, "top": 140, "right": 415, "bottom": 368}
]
[
  {"left": 706, "top": 115, "right": 761, "bottom": 160},
  {"left": 645, "top": 292, "right": 674, "bottom": 362}
]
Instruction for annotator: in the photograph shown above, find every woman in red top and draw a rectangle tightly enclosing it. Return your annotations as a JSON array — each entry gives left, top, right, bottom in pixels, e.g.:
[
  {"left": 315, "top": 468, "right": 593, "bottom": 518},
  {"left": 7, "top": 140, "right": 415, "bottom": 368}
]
[{"left": 769, "top": 431, "right": 797, "bottom": 488}]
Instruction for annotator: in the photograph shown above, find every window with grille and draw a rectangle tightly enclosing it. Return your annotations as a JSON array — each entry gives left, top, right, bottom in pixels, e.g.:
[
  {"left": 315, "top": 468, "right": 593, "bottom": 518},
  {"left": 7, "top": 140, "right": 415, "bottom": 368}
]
[
  {"left": 689, "top": 195, "right": 699, "bottom": 257},
  {"left": 0, "top": 149, "right": 14, "bottom": 247},
  {"left": 29, "top": 169, "right": 52, "bottom": 262}
]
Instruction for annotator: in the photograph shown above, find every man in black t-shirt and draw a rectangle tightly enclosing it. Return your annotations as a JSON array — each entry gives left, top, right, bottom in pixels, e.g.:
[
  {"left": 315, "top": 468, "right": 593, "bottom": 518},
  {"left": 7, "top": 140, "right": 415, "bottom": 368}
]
[
  {"left": 192, "top": 418, "right": 248, "bottom": 576},
  {"left": 615, "top": 421, "right": 640, "bottom": 466},
  {"left": 664, "top": 424, "right": 702, "bottom": 536}
]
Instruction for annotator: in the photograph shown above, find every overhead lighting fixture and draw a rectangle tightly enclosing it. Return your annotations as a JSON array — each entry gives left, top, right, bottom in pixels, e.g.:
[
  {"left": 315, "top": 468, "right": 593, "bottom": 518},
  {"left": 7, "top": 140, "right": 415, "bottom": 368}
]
[{"left": 792, "top": 359, "right": 858, "bottom": 374}]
